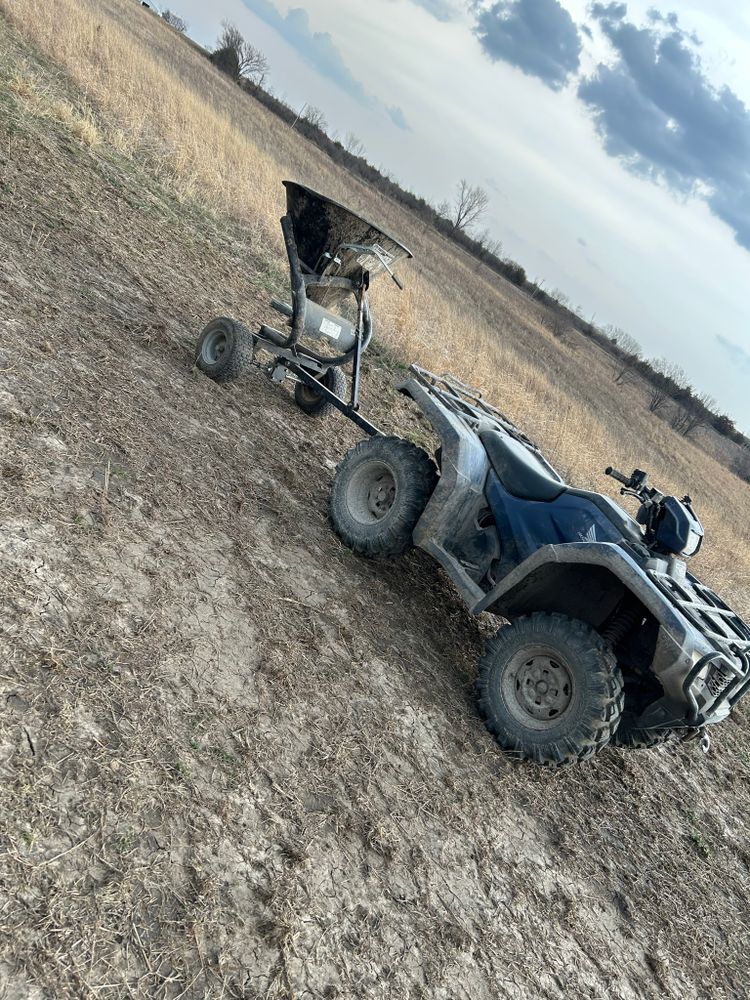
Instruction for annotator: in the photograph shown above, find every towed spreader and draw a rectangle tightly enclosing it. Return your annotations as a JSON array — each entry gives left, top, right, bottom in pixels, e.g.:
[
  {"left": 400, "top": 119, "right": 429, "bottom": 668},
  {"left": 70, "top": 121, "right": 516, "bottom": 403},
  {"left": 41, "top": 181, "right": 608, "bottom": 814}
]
[{"left": 195, "top": 181, "right": 411, "bottom": 435}]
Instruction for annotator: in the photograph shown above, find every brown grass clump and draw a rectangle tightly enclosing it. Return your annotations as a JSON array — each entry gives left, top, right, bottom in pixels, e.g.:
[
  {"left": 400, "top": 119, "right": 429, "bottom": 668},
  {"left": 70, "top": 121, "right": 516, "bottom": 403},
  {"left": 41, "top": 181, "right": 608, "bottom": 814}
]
[{"left": 8, "top": 69, "right": 101, "bottom": 144}]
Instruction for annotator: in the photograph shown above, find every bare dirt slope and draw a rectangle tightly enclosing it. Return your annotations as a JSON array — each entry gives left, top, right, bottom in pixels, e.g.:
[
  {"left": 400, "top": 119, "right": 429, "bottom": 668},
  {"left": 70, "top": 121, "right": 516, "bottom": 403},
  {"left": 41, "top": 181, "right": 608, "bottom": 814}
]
[{"left": 1, "top": 21, "right": 749, "bottom": 1000}]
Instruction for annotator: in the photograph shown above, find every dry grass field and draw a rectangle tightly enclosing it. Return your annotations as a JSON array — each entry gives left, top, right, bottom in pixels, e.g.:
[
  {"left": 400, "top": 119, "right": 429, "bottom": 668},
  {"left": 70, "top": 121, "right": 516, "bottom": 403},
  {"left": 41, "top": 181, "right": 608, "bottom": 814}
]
[
  {"left": 0, "top": 1, "right": 749, "bottom": 998},
  {"left": 2, "top": 0, "right": 747, "bottom": 615}
]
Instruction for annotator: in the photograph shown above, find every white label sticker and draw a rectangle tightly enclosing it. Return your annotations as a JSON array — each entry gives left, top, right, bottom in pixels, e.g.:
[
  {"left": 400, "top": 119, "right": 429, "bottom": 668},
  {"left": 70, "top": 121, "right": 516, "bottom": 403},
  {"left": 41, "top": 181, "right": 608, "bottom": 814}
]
[{"left": 320, "top": 317, "right": 342, "bottom": 340}]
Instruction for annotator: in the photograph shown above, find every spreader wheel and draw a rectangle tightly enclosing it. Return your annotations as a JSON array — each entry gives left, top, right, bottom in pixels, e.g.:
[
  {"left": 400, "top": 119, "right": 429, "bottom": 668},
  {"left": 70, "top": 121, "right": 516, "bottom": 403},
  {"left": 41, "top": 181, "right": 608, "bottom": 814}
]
[
  {"left": 330, "top": 436, "right": 438, "bottom": 558},
  {"left": 196, "top": 317, "right": 255, "bottom": 382},
  {"left": 294, "top": 366, "right": 347, "bottom": 418}
]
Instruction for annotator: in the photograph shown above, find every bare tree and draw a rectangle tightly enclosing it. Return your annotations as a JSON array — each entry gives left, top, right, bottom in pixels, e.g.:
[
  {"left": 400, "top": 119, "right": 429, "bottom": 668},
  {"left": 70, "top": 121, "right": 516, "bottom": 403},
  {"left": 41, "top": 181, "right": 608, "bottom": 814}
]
[
  {"left": 549, "top": 288, "right": 569, "bottom": 309},
  {"left": 671, "top": 390, "right": 717, "bottom": 438},
  {"left": 303, "top": 105, "right": 327, "bottom": 132},
  {"left": 447, "top": 179, "right": 489, "bottom": 234},
  {"left": 476, "top": 228, "right": 503, "bottom": 259},
  {"left": 161, "top": 9, "right": 187, "bottom": 32},
  {"left": 472, "top": 229, "right": 503, "bottom": 271},
  {"left": 213, "top": 22, "right": 269, "bottom": 84},
  {"left": 343, "top": 131, "right": 365, "bottom": 157},
  {"left": 542, "top": 289, "right": 572, "bottom": 341},
  {"left": 648, "top": 387, "right": 669, "bottom": 414},
  {"left": 648, "top": 357, "right": 687, "bottom": 413},
  {"left": 607, "top": 327, "right": 642, "bottom": 386}
]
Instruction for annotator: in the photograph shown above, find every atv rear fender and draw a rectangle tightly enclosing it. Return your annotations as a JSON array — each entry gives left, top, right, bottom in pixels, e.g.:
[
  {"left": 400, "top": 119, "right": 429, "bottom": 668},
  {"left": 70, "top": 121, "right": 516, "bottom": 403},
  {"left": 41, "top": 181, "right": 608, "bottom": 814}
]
[{"left": 399, "top": 376, "right": 493, "bottom": 606}]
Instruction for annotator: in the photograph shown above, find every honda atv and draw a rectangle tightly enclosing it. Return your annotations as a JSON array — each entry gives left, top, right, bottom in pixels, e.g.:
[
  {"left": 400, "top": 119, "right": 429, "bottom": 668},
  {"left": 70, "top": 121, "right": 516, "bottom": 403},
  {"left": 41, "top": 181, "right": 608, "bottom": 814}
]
[{"left": 329, "top": 366, "right": 750, "bottom": 766}]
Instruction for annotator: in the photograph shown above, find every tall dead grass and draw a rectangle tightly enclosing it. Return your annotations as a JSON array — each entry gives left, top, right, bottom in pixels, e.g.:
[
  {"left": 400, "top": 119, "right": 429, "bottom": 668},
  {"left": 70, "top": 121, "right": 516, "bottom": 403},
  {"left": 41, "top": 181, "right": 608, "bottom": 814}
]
[
  {"left": 1, "top": 0, "right": 748, "bottom": 613},
  {"left": 1, "top": 0, "right": 283, "bottom": 237}
]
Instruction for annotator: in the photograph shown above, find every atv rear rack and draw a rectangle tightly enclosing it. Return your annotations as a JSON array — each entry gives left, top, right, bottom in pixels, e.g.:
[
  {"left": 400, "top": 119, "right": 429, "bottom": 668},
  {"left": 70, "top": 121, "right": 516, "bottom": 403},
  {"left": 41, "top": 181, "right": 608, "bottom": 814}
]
[{"left": 405, "top": 365, "right": 560, "bottom": 476}]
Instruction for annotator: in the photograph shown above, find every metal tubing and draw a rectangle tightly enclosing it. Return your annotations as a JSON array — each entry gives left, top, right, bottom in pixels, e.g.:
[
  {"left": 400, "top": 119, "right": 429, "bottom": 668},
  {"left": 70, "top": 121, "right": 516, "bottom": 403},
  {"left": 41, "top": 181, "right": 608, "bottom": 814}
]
[
  {"left": 303, "top": 275, "right": 356, "bottom": 291},
  {"left": 287, "top": 361, "right": 381, "bottom": 436},
  {"left": 270, "top": 298, "right": 293, "bottom": 318},
  {"left": 280, "top": 214, "right": 306, "bottom": 350},
  {"left": 275, "top": 211, "right": 374, "bottom": 367},
  {"left": 350, "top": 288, "right": 367, "bottom": 410}
]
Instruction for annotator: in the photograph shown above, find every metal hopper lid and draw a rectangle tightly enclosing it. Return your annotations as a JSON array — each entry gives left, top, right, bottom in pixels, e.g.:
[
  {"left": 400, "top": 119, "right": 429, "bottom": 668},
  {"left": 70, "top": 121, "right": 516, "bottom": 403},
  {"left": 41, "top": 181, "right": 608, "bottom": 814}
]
[{"left": 283, "top": 180, "right": 413, "bottom": 284}]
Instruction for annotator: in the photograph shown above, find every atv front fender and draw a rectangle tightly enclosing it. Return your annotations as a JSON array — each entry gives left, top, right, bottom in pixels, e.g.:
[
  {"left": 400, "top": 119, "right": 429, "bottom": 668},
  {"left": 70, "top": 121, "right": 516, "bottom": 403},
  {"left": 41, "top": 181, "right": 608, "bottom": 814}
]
[
  {"left": 473, "top": 542, "right": 733, "bottom": 728},
  {"left": 473, "top": 541, "right": 668, "bottom": 617}
]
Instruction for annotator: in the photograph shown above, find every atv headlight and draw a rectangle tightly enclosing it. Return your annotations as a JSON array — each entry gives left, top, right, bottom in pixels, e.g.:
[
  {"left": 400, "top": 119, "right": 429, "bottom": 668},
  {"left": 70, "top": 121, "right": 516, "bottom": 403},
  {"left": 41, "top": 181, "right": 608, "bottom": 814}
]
[
  {"left": 682, "top": 525, "right": 703, "bottom": 558},
  {"left": 656, "top": 497, "right": 704, "bottom": 557}
]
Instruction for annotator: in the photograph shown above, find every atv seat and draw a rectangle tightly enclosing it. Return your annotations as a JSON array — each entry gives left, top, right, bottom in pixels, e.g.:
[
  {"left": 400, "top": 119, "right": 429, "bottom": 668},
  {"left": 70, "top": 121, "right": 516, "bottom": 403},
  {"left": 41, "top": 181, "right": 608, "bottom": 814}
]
[{"left": 479, "top": 429, "right": 565, "bottom": 502}]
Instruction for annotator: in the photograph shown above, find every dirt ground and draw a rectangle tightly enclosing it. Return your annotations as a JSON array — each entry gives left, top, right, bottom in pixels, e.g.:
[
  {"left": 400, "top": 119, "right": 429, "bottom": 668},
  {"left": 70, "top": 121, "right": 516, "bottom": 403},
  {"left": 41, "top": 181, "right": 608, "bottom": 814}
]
[{"left": 1, "top": 20, "right": 749, "bottom": 1000}]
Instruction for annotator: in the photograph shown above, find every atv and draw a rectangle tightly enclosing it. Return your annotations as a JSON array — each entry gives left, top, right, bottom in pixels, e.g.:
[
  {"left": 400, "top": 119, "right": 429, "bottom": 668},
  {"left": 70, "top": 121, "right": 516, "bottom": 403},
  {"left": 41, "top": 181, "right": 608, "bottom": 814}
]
[{"left": 329, "top": 366, "right": 750, "bottom": 766}]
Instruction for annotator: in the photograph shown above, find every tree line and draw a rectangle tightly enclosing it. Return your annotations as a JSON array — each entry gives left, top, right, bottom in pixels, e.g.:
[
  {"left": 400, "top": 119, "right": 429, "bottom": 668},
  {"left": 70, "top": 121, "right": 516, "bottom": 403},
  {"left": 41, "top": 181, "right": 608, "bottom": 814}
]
[{"left": 538, "top": 289, "right": 749, "bottom": 464}]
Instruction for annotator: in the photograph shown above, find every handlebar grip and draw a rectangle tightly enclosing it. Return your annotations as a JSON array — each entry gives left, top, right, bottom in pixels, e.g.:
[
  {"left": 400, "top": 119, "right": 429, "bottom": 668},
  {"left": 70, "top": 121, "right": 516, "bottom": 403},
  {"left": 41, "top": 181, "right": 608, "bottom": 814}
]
[{"left": 605, "top": 466, "right": 630, "bottom": 486}]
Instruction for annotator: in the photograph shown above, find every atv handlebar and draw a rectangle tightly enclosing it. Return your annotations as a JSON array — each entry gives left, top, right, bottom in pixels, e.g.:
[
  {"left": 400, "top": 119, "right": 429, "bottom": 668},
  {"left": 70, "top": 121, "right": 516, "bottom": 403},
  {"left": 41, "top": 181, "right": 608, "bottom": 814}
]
[
  {"left": 605, "top": 466, "right": 630, "bottom": 487},
  {"left": 605, "top": 467, "right": 649, "bottom": 492}
]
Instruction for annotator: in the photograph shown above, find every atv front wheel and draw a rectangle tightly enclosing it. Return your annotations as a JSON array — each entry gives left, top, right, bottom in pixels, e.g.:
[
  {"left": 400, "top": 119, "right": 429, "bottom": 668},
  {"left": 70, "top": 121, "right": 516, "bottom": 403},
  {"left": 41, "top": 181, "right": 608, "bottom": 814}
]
[
  {"left": 476, "top": 613, "right": 624, "bottom": 766},
  {"left": 611, "top": 712, "right": 675, "bottom": 750},
  {"left": 294, "top": 366, "right": 346, "bottom": 418},
  {"left": 330, "top": 436, "right": 438, "bottom": 557},
  {"left": 196, "top": 317, "right": 255, "bottom": 382}
]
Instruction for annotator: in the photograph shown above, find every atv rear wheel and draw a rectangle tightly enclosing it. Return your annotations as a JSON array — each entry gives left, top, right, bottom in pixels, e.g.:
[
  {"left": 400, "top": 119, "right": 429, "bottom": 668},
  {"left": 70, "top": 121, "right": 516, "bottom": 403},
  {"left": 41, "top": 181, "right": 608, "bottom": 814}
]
[
  {"left": 196, "top": 317, "right": 255, "bottom": 382},
  {"left": 330, "top": 436, "right": 438, "bottom": 558},
  {"left": 294, "top": 366, "right": 346, "bottom": 418},
  {"left": 476, "top": 613, "right": 624, "bottom": 766}
]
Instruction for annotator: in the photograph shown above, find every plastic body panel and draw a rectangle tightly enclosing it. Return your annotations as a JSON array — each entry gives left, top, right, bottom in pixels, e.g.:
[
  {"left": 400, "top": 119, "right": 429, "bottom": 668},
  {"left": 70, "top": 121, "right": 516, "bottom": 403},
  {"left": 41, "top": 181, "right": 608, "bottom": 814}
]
[
  {"left": 484, "top": 470, "right": 625, "bottom": 578},
  {"left": 406, "top": 380, "right": 491, "bottom": 607}
]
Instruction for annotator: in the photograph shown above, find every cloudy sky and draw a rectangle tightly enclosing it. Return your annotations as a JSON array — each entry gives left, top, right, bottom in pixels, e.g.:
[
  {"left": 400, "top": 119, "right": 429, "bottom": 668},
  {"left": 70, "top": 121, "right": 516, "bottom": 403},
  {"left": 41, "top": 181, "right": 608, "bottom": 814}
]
[{"left": 168, "top": 0, "right": 750, "bottom": 431}]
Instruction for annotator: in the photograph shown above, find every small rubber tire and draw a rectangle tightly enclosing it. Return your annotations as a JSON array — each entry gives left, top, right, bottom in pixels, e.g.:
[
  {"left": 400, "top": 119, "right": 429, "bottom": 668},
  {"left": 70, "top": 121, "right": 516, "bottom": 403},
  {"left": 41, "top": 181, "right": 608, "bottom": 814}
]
[
  {"left": 294, "top": 366, "right": 347, "bottom": 418},
  {"left": 611, "top": 712, "right": 675, "bottom": 750},
  {"left": 196, "top": 317, "right": 255, "bottom": 382},
  {"left": 330, "top": 436, "right": 438, "bottom": 558},
  {"left": 476, "top": 613, "right": 624, "bottom": 767}
]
